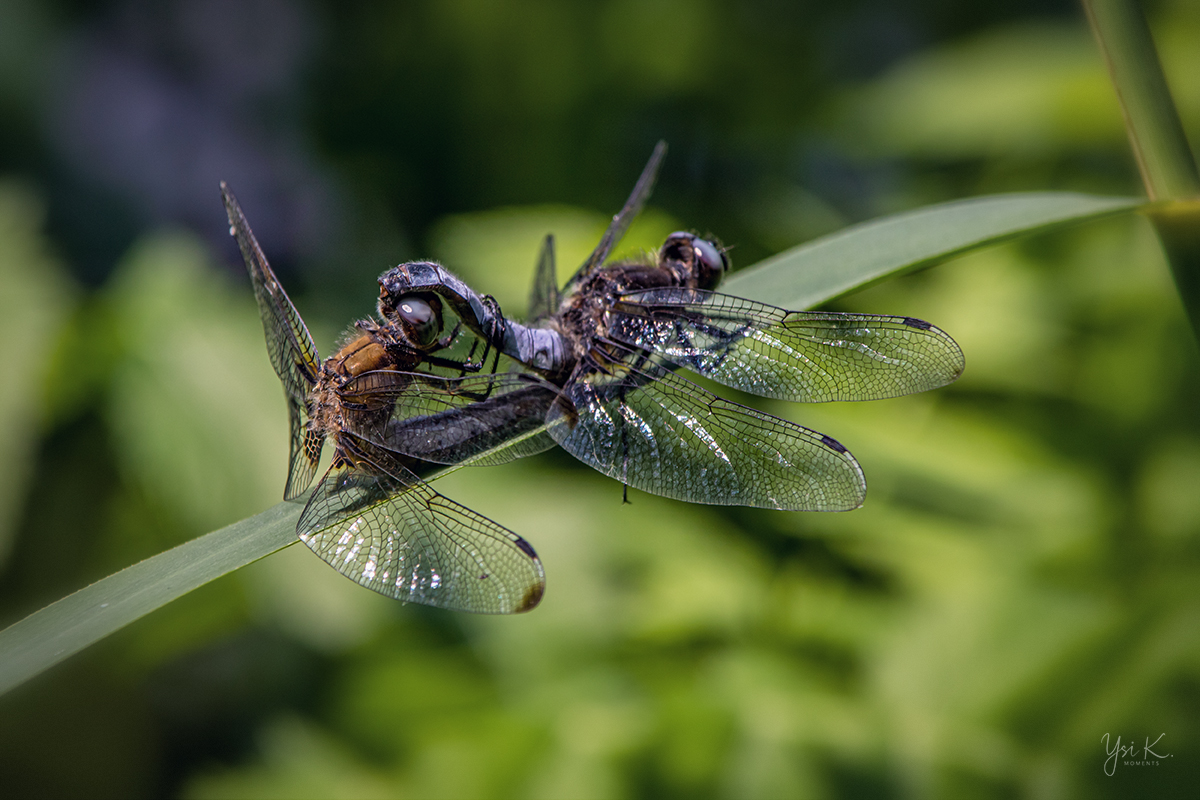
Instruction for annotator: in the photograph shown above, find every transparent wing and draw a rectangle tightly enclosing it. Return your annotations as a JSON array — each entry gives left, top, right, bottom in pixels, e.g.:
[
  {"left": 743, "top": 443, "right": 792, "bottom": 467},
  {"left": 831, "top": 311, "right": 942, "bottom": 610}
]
[
  {"left": 286, "top": 397, "right": 326, "bottom": 501},
  {"left": 611, "top": 289, "right": 965, "bottom": 402},
  {"left": 297, "top": 434, "right": 545, "bottom": 614},
  {"left": 221, "top": 182, "right": 324, "bottom": 499},
  {"left": 564, "top": 141, "right": 667, "bottom": 292},
  {"left": 527, "top": 234, "right": 560, "bottom": 322},
  {"left": 338, "top": 371, "right": 559, "bottom": 466},
  {"left": 221, "top": 183, "right": 321, "bottom": 400},
  {"left": 546, "top": 352, "right": 865, "bottom": 511}
]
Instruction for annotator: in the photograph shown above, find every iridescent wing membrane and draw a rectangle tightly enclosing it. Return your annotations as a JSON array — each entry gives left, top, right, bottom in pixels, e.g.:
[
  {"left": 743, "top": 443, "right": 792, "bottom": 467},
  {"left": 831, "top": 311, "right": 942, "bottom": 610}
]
[
  {"left": 546, "top": 293, "right": 963, "bottom": 510},
  {"left": 545, "top": 347, "right": 866, "bottom": 510},
  {"left": 609, "top": 288, "right": 965, "bottom": 402},
  {"left": 299, "top": 435, "right": 544, "bottom": 614},
  {"left": 221, "top": 184, "right": 545, "bottom": 613}
]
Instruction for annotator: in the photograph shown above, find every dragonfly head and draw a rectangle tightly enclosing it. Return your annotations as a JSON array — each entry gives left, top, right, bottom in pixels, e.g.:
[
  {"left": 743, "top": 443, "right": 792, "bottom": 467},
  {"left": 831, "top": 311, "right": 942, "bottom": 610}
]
[
  {"left": 661, "top": 232, "right": 729, "bottom": 290},
  {"left": 378, "top": 274, "right": 446, "bottom": 350}
]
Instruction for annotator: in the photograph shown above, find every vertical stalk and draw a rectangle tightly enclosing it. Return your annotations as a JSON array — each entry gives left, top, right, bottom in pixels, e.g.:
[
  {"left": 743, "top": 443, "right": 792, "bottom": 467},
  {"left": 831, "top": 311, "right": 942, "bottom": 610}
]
[
  {"left": 1082, "top": 0, "right": 1200, "bottom": 339},
  {"left": 1082, "top": 0, "right": 1199, "bottom": 200}
]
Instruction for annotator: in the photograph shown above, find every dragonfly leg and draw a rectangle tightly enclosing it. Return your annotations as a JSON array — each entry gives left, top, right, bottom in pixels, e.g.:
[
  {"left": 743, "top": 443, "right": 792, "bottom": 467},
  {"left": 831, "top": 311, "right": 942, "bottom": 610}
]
[{"left": 422, "top": 353, "right": 485, "bottom": 372}]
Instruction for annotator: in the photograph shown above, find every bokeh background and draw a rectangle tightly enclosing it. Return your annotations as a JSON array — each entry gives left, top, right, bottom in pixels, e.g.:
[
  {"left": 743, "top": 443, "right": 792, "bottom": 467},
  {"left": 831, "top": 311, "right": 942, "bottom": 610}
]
[{"left": 2, "top": 0, "right": 1199, "bottom": 797}]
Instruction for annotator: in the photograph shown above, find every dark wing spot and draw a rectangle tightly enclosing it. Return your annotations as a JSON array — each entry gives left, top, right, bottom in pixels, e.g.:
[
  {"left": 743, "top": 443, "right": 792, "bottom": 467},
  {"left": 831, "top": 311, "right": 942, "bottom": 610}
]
[
  {"left": 821, "top": 434, "right": 848, "bottom": 453},
  {"left": 517, "top": 581, "right": 545, "bottom": 612},
  {"left": 902, "top": 317, "right": 932, "bottom": 330},
  {"left": 514, "top": 536, "right": 539, "bottom": 559},
  {"left": 478, "top": 573, "right": 490, "bottom": 580}
]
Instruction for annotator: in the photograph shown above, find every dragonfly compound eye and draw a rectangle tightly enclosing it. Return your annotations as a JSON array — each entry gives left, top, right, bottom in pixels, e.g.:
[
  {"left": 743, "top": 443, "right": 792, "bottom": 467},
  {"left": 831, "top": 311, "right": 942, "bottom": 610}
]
[
  {"left": 397, "top": 296, "right": 439, "bottom": 345},
  {"left": 693, "top": 237, "right": 728, "bottom": 287},
  {"left": 662, "top": 232, "right": 727, "bottom": 289}
]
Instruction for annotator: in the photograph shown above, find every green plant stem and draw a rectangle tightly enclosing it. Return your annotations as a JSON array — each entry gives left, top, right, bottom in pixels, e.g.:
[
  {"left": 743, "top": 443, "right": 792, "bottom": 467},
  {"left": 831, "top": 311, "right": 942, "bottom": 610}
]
[
  {"left": 1083, "top": 0, "right": 1200, "bottom": 340},
  {"left": 1082, "top": 0, "right": 1200, "bottom": 201},
  {"left": 0, "top": 502, "right": 300, "bottom": 696}
]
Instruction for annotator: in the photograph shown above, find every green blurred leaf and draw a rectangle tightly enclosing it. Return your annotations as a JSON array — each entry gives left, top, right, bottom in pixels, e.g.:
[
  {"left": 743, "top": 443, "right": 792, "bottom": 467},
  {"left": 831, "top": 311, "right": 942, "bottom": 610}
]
[
  {"left": 1138, "top": 436, "right": 1200, "bottom": 542},
  {"left": 104, "top": 233, "right": 289, "bottom": 532},
  {"left": 184, "top": 716, "right": 395, "bottom": 800},
  {"left": 842, "top": 23, "right": 1122, "bottom": 158},
  {"left": 599, "top": 0, "right": 718, "bottom": 95},
  {"left": 0, "top": 501, "right": 298, "bottom": 696},
  {"left": 0, "top": 183, "right": 74, "bottom": 569}
]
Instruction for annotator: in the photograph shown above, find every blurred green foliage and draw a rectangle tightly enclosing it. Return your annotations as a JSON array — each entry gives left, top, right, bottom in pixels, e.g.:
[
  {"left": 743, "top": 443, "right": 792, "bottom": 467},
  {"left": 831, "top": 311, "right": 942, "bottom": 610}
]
[
  {"left": 2, "top": 0, "right": 1200, "bottom": 798},
  {"left": 0, "top": 184, "right": 73, "bottom": 569}
]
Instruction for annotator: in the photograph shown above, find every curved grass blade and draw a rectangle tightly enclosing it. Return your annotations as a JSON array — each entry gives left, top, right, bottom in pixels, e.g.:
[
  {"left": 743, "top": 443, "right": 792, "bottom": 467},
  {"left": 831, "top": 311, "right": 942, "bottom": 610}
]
[
  {"left": 0, "top": 502, "right": 300, "bottom": 696},
  {"left": 724, "top": 192, "right": 1142, "bottom": 309}
]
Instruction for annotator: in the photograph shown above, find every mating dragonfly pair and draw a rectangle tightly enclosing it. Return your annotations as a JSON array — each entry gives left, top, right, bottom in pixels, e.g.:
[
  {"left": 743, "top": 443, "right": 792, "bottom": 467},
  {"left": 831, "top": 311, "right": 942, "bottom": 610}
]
[{"left": 222, "top": 143, "right": 964, "bottom": 615}]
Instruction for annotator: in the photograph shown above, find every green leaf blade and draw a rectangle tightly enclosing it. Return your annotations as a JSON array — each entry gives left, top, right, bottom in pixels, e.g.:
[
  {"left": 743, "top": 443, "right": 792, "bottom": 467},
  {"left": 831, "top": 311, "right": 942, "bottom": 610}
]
[
  {"left": 723, "top": 192, "right": 1143, "bottom": 308},
  {"left": 0, "top": 502, "right": 300, "bottom": 696}
]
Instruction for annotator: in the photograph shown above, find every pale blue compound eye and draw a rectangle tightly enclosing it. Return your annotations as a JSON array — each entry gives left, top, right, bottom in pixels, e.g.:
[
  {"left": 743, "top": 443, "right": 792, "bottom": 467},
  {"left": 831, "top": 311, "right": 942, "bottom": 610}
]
[
  {"left": 398, "top": 296, "right": 438, "bottom": 345},
  {"left": 693, "top": 237, "right": 728, "bottom": 276}
]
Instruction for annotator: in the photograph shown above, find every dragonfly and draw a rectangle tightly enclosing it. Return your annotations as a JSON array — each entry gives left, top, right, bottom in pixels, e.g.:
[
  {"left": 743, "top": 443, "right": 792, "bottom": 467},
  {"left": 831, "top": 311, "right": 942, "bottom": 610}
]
[
  {"left": 371, "top": 142, "right": 965, "bottom": 510},
  {"left": 221, "top": 183, "right": 554, "bottom": 614}
]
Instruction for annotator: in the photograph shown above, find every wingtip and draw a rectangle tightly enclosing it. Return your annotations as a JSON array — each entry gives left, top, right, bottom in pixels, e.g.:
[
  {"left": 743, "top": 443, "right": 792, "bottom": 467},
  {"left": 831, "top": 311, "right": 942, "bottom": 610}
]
[
  {"left": 219, "top": 184, "right": 246, "bottom": 235},
  {"left": 514, "top": 579, "right": 546, "bottom": 613}
]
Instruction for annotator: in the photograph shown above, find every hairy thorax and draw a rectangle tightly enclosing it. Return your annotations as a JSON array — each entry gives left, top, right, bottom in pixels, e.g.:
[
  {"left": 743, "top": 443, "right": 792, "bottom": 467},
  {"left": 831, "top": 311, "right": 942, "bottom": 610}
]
[
  {"left": 557, "top": 257, "right": 701, "bottom": 367},
  {"left": 308, "top": 319, "right": 422, "bottom": 457}
]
